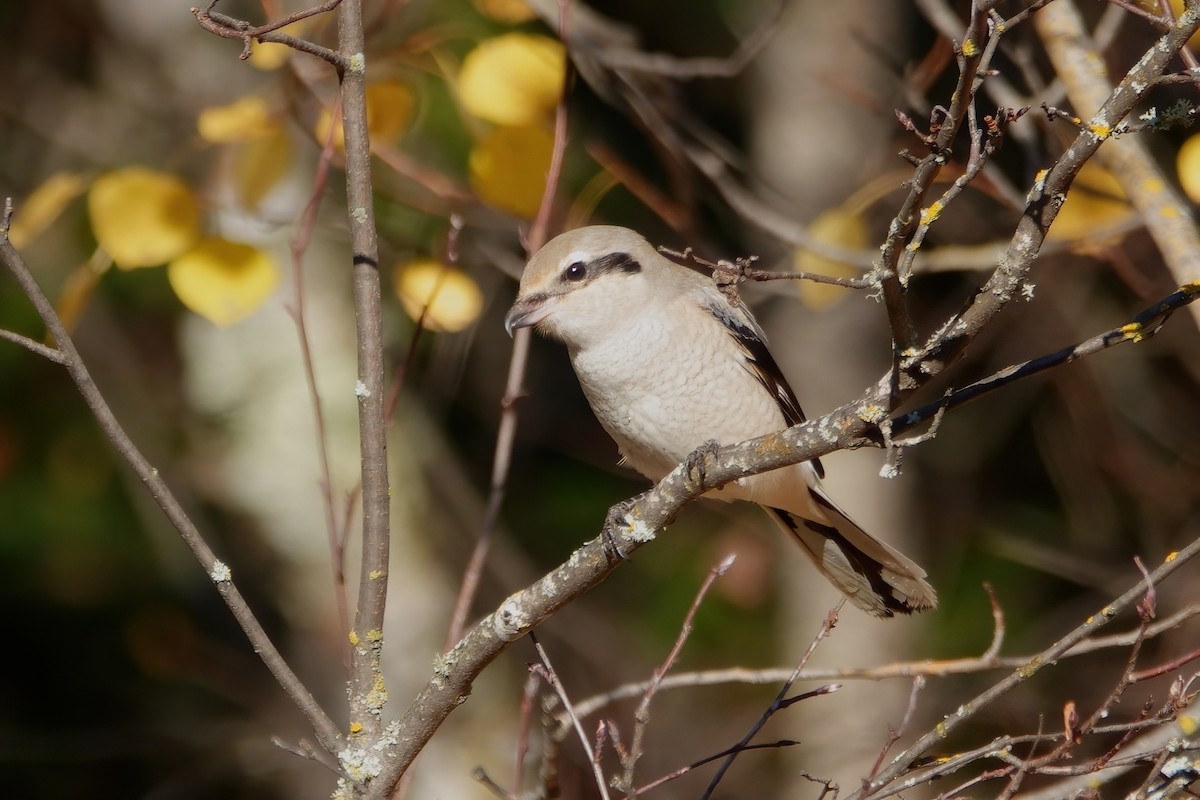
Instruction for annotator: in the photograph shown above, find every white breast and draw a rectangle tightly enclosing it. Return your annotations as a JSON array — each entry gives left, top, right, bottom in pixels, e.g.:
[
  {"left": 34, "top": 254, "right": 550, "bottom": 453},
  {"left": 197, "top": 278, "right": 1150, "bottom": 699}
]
[{"left": 569, "top": 296, "right": 789, "bottom": 486}]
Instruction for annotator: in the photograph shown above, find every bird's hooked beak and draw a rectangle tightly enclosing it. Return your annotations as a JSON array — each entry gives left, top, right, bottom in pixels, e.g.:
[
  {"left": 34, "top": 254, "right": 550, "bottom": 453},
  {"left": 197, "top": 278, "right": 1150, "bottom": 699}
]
[{"left": 504, "top": 293, "right": 552, "bottom": 336}]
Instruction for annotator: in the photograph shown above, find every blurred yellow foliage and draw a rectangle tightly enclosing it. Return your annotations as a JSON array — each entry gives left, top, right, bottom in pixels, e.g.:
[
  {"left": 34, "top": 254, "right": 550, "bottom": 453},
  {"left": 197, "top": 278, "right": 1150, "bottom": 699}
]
[
  {"left": 458, "top": 34, "right": 565, "bottom": 126},
  {"left": 314, "top": 81, "right": 414, "bottom": 151},
  {"left": 198, "top": 96, "right": 276, "bottom": 143},
  {"left": 795, "top": 207, "right": 868, "bottom": 310},
  {"left": 394, "top": 260, "right": 483, "bottom": 332},
  {"left": 1048, "top": 162, "right": 1130, "bottom": 242},
  {"left": 1177, "top": 132, "right": 1200, "bottom": 204},
  {"left": 235, "top": 127, "right": 294, "bottom": 208},
  {"left": 471, "top": 0, "right": 536, "bottom": 22},
  {"left": 168, "top": 237, "right": 280, "bottom": 327},
  {"left": 8, "top": 171, "right": 88, "bottom": 249},
  {"left": 469, "top": 124, "right": 554, "bottom": 218},
  {"left": 88, "top": 168, "right": 200, "bottom": 269}
]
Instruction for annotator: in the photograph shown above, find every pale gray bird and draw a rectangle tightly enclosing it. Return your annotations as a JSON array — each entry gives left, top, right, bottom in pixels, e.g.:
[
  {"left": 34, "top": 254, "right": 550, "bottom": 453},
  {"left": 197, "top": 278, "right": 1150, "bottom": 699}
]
[{"left": 504, "top": 226, "right": 936, "bottom": 617}]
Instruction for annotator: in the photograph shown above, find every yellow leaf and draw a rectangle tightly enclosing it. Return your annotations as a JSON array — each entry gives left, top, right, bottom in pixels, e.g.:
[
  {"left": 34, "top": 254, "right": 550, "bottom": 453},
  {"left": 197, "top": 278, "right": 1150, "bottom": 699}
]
[
  {"left": 1177, "top": 133, "right": 1200, "bottom": 204},
  {"left": 198, "top": 96, "right": 277, "bottom": 143},
  {"left": 795, "top": 207, "right": 868, "bottom": 310},
  {"left": 8, "top": 172, "right": 88, "bottom": 249},
  {"left": 314, "top": 81, "right": 415, "bottom": 151},
  {"left": 458, "top": 34, "right": 565, "bottom": 126},
  {"left": 395, "top": 260, "right": 483, "bottom": 332},
  {"left": 235, "top": 127, "right": 294, "bottom": 208},
  {"left": 469, "top": 124, "right": 553, "bottom": 218},
  {"left": 1048, "top": 162, "right": 1130, "bottom": 242},
  {"left": 471, "top": 0, "right": 536, "bottom": 23},
  {"left": 88, "top": 168, "right": 200, "bottom": 269},
  {"left": 366, "top": 81, "right": 416, "bottom": 143},
  {"left": 167, "top": 238, "right": 280, "bottom": 327}
]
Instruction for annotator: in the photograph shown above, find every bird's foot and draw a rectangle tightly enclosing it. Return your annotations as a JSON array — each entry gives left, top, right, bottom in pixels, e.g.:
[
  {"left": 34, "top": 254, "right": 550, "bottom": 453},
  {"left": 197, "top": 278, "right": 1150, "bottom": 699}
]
[
  {"left": 683, "top": 440, "right": 722, "bottom": 492},
  {"left": 602, "top": 493, "right": 656, "bottom": 561}
]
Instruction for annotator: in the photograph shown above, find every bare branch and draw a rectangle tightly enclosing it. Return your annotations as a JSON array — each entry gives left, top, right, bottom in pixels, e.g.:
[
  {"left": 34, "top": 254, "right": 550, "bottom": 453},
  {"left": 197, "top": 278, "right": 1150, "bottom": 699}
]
[
  {"left": 337, "top": 0, "right": 391, "bottom": 744},
  {"left": 0, "top": 327, "right": 65, "bottom": 364}
]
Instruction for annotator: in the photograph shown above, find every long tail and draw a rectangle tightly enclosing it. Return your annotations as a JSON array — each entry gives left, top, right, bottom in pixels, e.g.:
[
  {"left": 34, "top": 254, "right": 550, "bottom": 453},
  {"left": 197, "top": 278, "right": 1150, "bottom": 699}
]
[{"left": 766, "top": 489, "right": 937, "bottom": 617}]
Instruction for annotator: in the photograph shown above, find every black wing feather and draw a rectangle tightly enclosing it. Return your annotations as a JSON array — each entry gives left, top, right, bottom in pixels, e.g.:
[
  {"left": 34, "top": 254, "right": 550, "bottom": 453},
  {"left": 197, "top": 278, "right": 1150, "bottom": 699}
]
[{"left": 704, "top": 299, "right": 825, "bottom": 479}]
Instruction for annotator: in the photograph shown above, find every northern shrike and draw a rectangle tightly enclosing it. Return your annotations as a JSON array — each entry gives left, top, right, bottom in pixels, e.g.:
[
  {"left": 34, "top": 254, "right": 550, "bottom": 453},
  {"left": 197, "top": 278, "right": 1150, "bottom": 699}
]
[{"left": 505, "top": 226, "right": 936, "bottom": 617}]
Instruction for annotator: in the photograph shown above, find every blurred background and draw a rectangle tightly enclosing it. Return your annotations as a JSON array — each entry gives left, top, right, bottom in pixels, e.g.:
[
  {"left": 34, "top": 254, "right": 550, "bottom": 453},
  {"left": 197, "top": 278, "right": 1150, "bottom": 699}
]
[{"left": 1, "top": 0, "right": 1198, "bottom": 797}]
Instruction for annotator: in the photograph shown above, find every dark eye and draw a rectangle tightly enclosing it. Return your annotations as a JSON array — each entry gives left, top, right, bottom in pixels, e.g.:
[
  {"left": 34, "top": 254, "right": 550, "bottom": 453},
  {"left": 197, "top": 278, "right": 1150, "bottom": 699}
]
[{"left": 563, "top": 261, "right": 587, "bottom": 282}]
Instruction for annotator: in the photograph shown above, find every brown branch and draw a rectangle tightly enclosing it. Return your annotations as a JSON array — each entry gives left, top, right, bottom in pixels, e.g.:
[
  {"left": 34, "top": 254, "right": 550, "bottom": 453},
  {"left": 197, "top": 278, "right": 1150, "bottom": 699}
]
[
  {"left": 0, "top": 327, "right": 66, "bottom": 363},
  {"left": 336, "top": 0, "right": 391, "bottom": 746},
  {"left": 620, "top": 554, "right": 736, "bottom": 796},
  {"left": 0, "top": 200, "right": 343, "bottom": 755},
  {"left": 285, "top": 94, "right": 352, "bottom": 652},
  {"left": 876, "top": 5, "right": 988, "bottom": 382},
  {"left": 191, "top": 0, "right": 345, "bottom": 66},
  {"left": 699, "top": 605, "right": 843, "bottom": 800},
  {"left": 442, "top": 0, "right": 574, "bottom": 652},
  {"left": 531, "top": 634, "right": 613, "bottom": 800}
]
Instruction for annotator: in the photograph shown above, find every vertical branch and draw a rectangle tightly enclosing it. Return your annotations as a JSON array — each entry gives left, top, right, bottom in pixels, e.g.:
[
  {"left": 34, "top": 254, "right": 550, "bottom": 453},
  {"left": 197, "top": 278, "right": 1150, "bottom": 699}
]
[
  {"left": 337, "top": 0, "right": 391, "bottom": 737},
  {"left": 877, "top": 4, "right": 987, "bottom": 403}
]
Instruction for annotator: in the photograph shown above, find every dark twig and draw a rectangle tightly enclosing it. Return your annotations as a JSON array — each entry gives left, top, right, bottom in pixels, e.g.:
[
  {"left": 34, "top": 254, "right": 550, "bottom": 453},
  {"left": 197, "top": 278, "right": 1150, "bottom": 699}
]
[
  {"left": 531, "top": 634, "right": 613, "bottom": 800},
  {"left": 700, "top": 605, "right": 843, "bottom": 800},
  {"left": 512, "top": 671, "right": 541, "bottom": 799},
  {"left": 893, "top": 282, "right": 1200, "bottom": 435},
  {"left": 633, "top": 739, "right": 807, "bottom": 796},
  {"left": 621, "top": 554, "right": 736, "bottom": 796}
]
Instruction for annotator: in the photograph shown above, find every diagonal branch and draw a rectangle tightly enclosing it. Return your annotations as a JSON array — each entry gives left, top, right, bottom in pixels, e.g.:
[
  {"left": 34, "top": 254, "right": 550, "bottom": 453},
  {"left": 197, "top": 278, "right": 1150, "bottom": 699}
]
[
  {"left": 894, "top": 281, "right": 1200, "bottom": 435},
  {"left": 0, "top": 201, "right": 343, "bottom": 755}
]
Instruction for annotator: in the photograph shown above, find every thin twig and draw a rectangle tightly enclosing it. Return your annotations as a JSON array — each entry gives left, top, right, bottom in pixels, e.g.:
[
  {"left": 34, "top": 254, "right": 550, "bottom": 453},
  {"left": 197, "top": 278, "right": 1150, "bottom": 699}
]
[
  {"left": 285, "top": 93, "right": 352, "bottom": 651},
  {"left": 531, "top": 634, "right": 613, "bottom": 800},
  {"left": 893, "top": 282, "right": 1200, "bottom": 435},
  {"left": 512, "top": 671, "right": 541, "bottom": 799},
  {"left": 443, "top": 0, "right": 574, "bottom": 651},
  {"left": 864, "top": 676, "right": 926, "bottom": 787},
  {"left": 191, "top": 0, "right": 346, "bottom": 65},
  {"left": 621, "top": 554, "right": 736, "bottom": 796},
  {"left": 855, "top": 537, "right": 1200, "bottom": 800},
  {"left": 0, "top": 328, "right": 66, "bottom": 363},
  {"left": 700, "top": 605, "right": 843, "bottom": 800}
]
